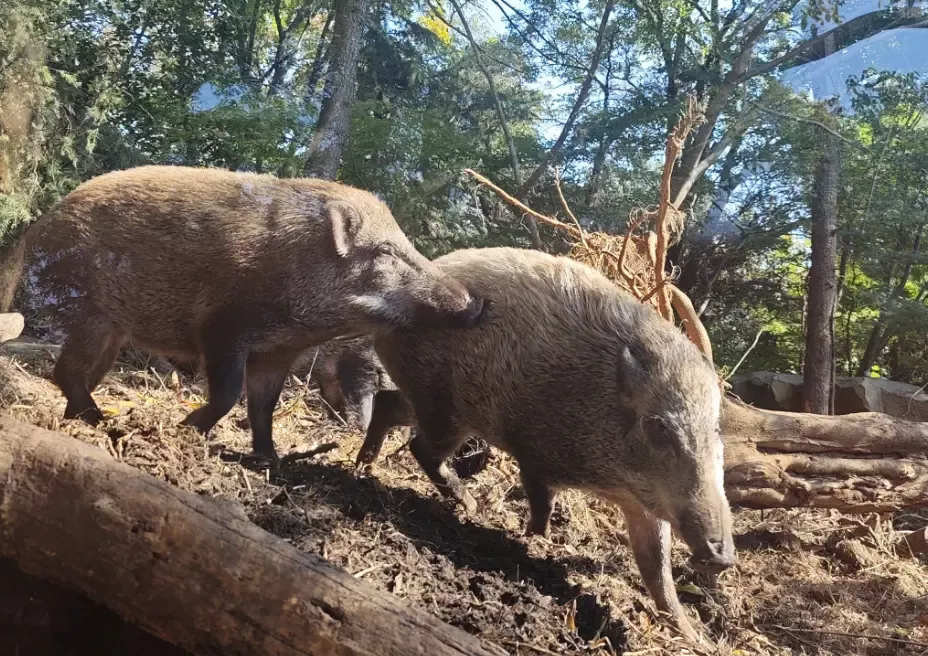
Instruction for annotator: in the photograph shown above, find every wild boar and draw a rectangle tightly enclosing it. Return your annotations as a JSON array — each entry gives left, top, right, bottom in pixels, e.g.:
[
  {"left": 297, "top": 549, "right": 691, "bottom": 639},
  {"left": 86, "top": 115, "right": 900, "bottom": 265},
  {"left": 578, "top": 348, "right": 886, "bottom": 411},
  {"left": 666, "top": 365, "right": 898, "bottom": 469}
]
[
  {"left": 292, "top": 336, "right": 414, "bottom": 450},
  {"left": 292, "top": 335, "right": 387, "bottom": 431},
  {"left": 357, "top": 246, "right": 734, "bottom": 642},
  {"left": 0, "top": 165, "right": 484, "bottom": 460}
]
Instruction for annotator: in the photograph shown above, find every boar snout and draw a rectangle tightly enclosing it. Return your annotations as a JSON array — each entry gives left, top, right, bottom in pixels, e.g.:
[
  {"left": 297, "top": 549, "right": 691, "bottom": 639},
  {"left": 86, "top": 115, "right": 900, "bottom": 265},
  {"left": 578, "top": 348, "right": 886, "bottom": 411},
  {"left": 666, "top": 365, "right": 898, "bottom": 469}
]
[
  {"left": 412, "top": 273, "right": 486, "bottom": 330},
  {"left": 679, "top": 504, "right": 736, "bottom": 574},
  {"left": 688, "top": 537, "right": 736, "bottom": 574}
]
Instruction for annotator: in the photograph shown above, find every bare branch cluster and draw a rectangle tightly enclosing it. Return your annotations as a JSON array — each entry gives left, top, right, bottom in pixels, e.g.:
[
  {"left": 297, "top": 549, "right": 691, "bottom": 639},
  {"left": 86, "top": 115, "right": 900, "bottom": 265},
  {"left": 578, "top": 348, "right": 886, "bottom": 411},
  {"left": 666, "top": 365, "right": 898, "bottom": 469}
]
[{"left": 465, "top": 93, "right": 714, "bottom": 360}]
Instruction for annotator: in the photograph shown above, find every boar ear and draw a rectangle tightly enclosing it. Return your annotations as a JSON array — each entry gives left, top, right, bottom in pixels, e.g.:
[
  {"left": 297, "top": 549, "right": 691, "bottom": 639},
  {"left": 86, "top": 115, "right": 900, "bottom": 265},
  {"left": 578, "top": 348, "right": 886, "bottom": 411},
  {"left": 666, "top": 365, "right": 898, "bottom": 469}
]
[
  {"left": 617, "top": 344, "right": 646, "bottom": 388},
  {"left": 326, "top": 201, "right": 362, "bottom": 258}
]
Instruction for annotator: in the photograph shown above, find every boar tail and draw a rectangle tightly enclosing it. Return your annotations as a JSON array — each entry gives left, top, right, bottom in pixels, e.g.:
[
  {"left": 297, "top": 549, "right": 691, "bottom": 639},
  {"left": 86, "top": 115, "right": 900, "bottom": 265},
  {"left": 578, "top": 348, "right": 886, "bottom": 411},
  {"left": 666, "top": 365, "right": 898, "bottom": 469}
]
[{"left": 0, "top": 234, "right": 26, "bottom": 313}]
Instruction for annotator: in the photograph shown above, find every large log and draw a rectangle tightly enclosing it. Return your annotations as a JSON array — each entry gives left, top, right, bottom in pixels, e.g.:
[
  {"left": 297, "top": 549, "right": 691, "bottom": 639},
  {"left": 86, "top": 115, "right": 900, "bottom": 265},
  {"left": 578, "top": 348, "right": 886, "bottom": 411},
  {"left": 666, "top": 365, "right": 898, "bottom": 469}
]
[
  {"left": 722, "top": 396, "right": 928, "bottom": 512},
  {"left": 0, "top": 416, "right": 506, "bottom": 656}
]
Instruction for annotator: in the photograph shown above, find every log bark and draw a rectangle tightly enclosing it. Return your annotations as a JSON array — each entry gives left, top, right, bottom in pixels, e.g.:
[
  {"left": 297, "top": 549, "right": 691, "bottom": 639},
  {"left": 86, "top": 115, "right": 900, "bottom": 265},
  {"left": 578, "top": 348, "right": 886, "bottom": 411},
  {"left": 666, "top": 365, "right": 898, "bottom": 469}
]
[
  {"left": 721, "top": 396, "right": 928, "bottom": 512},
  {"left": 0, "top": 416, "right": 506, "bottom": 656}
]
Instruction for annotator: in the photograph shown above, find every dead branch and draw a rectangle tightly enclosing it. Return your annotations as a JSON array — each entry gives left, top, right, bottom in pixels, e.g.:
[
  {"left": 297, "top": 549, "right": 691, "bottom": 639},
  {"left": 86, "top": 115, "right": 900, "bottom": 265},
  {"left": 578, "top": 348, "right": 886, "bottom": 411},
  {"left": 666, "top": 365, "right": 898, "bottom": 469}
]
[{"left": 653, "top": 95, "right": 705, "bottom": 321}]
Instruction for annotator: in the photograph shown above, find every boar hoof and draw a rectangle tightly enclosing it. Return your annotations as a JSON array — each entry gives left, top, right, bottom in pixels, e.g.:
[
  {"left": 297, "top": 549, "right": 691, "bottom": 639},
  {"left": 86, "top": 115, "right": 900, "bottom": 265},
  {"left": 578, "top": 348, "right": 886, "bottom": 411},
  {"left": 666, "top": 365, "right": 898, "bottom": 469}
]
[
  {"left": 355, "top": 447, "right": 378, "bottom": 467},
  {"left": 524, "top": 523, "right": 550, "bottom": 538},
  {"left": 64, "top": 404, "right": 105, "bottom": 427},
  {"left": 671, "top": 615, "right": 703, "bottom": 645},
  {"left": 179, "top": 407, "right": 212, "bottom": 434},
  {"left": 256, "top": 451, "right": 280, "bottom": 468}
]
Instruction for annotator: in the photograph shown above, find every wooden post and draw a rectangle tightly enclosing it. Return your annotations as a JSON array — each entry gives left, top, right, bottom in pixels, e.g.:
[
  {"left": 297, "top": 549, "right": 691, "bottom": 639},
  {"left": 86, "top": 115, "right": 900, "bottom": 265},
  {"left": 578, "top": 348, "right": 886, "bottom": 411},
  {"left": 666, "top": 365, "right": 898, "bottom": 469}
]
[{"left": 0, "top": 416, "right": 507, "bottom": 656}]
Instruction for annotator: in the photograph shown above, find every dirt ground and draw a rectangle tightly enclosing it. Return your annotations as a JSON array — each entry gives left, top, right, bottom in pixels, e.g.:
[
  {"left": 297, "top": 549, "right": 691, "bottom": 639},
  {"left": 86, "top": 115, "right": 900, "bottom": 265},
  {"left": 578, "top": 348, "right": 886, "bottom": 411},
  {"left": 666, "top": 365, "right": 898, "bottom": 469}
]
[{"left": 1, "top": 345, "right": 927, "bottom": 656}]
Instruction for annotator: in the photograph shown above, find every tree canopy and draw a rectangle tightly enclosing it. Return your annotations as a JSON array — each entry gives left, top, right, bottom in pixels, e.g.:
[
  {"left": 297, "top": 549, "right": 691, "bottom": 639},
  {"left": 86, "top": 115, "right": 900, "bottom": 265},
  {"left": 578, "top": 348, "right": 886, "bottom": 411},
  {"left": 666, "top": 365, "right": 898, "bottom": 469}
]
[{"left": 1, "top": 0, "right": 926, "bottom": 383}]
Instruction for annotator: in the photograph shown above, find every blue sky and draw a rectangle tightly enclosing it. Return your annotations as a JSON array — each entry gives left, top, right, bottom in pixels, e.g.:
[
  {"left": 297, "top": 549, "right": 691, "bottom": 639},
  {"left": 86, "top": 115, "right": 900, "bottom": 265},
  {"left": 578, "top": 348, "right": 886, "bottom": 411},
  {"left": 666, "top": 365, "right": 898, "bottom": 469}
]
[{"left": 784, "top": 0, "right": 928, "bottom": 106}]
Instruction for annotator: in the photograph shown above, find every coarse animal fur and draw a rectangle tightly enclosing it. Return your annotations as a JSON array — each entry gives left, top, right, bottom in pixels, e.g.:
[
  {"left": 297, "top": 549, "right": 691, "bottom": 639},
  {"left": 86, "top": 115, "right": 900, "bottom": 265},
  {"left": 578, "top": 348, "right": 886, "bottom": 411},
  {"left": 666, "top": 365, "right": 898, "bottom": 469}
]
[
  {"left": 358, "top": 246, "right": 734, "bottom": 642},
  {"left": 292, "top": 335, "right": 392, "bottom": 431},
  {"left": 0, "top": 165, "right": 484, "bottom": 459}
]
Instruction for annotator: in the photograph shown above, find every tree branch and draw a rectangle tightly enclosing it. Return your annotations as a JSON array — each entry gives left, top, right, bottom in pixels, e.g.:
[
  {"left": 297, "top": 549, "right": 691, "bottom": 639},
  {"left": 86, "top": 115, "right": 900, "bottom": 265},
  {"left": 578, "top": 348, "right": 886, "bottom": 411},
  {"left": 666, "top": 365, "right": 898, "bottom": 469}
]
[
  {"left": 516, "top": 0, "right": 617, "bottom": 199},
  {"left": 487, "top": 0, "right": 590, "bottom": 73},
  {"left": 304, "top": 8, "right": 334, "bottom": 104},
  {"left": 448, "top": 0, "right": 541, "bottom": 249},
  {"left": 672, "top": 103, "right": 759, "bottom": 206}
]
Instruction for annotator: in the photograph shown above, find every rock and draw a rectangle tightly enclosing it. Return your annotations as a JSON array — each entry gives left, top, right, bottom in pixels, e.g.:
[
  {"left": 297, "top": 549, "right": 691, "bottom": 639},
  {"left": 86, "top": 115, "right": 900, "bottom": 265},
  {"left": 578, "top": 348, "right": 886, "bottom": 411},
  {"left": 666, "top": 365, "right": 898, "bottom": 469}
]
[
  {"left": 730, "top": 371, "right": 928, "bottom": 421},
  {"left": 742, "top": 372, "right": 804, "bottom": 412},
  {"left": 898, "top": 527, "right": 928, "bottom": 557},
  {"left": 835, "top": 377, "right": 928, "bottom": 422},
  {"left": 0, "top": 313, "right": 24, "bottom": 344}
]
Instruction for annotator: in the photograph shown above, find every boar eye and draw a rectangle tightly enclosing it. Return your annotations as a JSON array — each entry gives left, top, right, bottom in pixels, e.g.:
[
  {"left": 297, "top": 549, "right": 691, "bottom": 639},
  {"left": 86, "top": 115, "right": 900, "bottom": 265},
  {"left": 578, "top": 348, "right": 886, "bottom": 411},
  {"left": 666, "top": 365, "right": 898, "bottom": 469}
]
[
  {"left": 375, "top": 244, "right": 396, "bottom": 258},
  {"left": 641, "top": 415, "right": 683, "bottom": 456}
]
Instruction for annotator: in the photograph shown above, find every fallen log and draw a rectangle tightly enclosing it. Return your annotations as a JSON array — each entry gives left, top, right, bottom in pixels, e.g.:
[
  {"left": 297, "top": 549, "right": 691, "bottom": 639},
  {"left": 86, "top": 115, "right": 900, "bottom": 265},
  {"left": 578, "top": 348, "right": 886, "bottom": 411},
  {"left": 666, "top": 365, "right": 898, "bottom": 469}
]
[
  {"left": 0, "top": 416, "right": 506, "bottom": 656},
  {"left": 722, "top": 396, "right": 928, "bottom": 512}
]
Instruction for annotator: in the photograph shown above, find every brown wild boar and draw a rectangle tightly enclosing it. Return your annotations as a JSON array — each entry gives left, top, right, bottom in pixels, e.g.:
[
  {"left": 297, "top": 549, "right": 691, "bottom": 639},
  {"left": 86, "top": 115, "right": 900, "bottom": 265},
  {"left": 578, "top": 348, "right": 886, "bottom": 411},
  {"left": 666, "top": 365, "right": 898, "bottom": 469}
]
[
  {"left": 0, "top": 165, "right": 484, "bottom": 460},
  {"left": 357, "top": 246, "right": 734, "bottom": 642},
  {"left": 292, "top": 335, "right": 389, "bottom": 431}
]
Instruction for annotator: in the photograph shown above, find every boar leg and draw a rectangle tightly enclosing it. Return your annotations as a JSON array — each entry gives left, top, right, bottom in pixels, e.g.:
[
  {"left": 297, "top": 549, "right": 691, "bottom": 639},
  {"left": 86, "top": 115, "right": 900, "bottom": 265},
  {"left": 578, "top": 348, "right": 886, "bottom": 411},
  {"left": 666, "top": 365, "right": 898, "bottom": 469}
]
[
  {"left": 408, "top": 423, "right": 477, "bottom": 514},
  {"left": 180, "top": 344, "right": 247, "bottom": 436},
  {"left": 621, "top": 500, "right": 700, "bottom": 643},
  {"left": 356, "top": 390, "right": 413, "bottom": 466},
  {"left": 519, "top": 471, "right": 555, "bottom": 537},
  {"left": 341, "top": 388, "right": 374, "bottom": 433},
  {"left": 55, "top": 318, "right": 125, "bottom": 426},
  {"left": 353, "top": 393, "right": 375, "bottom": 432},
  {"left": 244, "top": 354, "right": 295, "bottom": 460}
]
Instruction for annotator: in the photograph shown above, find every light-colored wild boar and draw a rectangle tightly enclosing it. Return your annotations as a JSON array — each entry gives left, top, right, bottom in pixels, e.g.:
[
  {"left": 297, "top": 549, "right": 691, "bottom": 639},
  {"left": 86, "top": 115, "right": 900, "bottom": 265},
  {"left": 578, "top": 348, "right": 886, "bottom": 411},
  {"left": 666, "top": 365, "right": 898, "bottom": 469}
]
[
  {"left": 357, "top": 246, "right": 734, "bottom": 642},
  {"left": 0, "top": 165, "right": 484, "bottom": 460}
]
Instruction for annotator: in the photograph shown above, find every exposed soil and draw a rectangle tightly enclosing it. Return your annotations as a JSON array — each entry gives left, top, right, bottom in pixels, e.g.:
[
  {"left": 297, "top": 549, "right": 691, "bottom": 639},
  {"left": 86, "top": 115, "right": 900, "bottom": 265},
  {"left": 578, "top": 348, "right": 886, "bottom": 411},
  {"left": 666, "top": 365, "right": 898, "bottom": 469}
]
[{"left": 1, "top": 345, "right": 927, "bottom": 656}]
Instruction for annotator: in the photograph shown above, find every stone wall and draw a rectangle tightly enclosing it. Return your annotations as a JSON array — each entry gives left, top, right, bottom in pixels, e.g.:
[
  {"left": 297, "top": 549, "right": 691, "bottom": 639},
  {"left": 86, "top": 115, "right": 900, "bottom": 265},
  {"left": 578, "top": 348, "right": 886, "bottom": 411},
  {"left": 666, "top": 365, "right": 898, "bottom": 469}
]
[{"left": 728, "top": 372, "right": 928, "bottom": 421}]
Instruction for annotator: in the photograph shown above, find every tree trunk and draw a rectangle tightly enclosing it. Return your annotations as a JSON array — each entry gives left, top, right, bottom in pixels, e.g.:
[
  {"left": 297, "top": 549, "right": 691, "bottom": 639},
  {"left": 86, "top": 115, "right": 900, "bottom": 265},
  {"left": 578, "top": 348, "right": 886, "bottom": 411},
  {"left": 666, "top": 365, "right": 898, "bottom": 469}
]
[
  {"left": 303, "top": 0, "right": 368, "bottom": 180},
  {"left": 0, "top": 416, "right": 506, "bottom": 656},
  {"left": 857, "top": 317, "right": 887, "bottom": 377},
  {"left": 721, "top": 396, "right": 928, "bottom": 512},
  {"left": 802, "top": 96, "right": 841, "bottom": 415}
]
